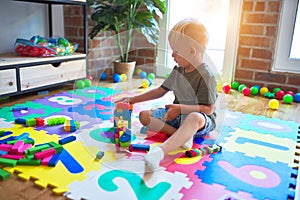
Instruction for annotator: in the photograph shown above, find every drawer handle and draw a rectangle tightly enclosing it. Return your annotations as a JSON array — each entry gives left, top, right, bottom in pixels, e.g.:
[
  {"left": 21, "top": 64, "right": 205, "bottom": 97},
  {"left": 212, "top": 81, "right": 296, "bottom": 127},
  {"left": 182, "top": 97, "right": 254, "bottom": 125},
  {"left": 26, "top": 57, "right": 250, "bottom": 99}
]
[
  {"left": 8, "top": 81, "right": 13, "bottom": 86},
  {"left": 52, "top": 62, "right": 62, "bottom": 67}
]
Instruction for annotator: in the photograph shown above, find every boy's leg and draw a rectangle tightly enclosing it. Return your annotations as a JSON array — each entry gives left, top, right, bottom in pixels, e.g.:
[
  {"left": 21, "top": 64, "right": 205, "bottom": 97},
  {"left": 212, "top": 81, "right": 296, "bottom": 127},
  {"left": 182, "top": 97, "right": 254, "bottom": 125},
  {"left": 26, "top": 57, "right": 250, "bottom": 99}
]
[{"left": 145, "top": 112, "right": 206, "bottom": 170}]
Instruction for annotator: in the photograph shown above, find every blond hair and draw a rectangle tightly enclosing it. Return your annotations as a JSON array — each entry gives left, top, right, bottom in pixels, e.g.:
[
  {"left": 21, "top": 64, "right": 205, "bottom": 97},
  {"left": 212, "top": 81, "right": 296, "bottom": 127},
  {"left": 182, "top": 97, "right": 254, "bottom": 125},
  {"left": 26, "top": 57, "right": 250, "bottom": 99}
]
[{"left": 168, "top": 18, "right": 209, "bottom": 52}]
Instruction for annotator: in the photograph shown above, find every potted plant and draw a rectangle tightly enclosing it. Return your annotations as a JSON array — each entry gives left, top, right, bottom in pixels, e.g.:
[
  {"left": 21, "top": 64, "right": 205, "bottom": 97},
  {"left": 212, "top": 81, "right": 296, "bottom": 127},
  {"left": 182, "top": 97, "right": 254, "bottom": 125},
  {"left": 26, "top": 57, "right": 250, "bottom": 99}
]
[{"left": 88, "top": 0, "right": 167, "bottom": 79}]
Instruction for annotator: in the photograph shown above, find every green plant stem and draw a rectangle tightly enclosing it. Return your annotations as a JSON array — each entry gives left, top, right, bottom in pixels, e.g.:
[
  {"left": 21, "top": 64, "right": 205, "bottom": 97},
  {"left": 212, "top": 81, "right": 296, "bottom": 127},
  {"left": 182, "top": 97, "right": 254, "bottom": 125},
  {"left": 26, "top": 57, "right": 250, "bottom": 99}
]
[{"left": 114, "top": 17, "right": 124, "bottom": 61}]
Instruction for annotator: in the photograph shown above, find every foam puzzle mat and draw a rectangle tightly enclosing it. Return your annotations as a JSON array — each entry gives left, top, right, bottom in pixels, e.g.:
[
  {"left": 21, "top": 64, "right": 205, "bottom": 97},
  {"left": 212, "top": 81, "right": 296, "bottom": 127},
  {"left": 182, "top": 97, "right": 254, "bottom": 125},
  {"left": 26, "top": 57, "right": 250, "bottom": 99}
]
[{"left": 0, "top": 86, "right": 299, "bottom": 200}]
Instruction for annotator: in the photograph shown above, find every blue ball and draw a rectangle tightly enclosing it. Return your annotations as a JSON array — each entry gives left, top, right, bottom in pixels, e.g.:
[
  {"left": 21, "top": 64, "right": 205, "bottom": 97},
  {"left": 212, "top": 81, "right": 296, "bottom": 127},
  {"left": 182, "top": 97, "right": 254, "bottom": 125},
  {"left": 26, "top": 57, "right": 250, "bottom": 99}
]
[
  {"left": 140, "top": 71, "right": 147, "bottom": 79},
  {"left": 254, "top": 85, "right": 261, "bottom": 91},
  {"left": 100, "top": 72, "right": 107, "bottom": 80},
  {"left": 113, "top": 74, "right": 121, "bottom": 82},
  {"left": 294, "top": 93, "right": 300, "bottom": 102}
]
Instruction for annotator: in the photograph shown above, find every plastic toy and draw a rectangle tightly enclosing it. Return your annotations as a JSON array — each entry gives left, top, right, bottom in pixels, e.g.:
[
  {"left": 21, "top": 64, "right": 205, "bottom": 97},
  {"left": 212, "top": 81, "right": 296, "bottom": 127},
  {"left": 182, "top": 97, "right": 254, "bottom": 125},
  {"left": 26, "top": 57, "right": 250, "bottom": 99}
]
[
  {"left": 231, "top": 81, "right": 239, "bottom": 90},
  {"left": 147, "top": 73, "right": 156, "bottom": 80},
  {"left": 294, "top": 93, "right": 300, "bottom": 102},
  {"left": 141, "top": 79, "right": 152, "bottom": 88},
  {"left": 286, "top": 91, "right": 295, "bottom": 97},
  {"left": 185, "top": 144, "right": 222, "bottom": 158},
  {"left": 242, "top": 87, "right": 250, "bottom": 96},
  {"left": 59, "top": 135, "right": 76, "bottom": 145},
  {"left": 87, "top": 75, "right": 93, "bottom": 81},
  {"left": 238, "top": 84, "right": 246, "bottom": 93},
  {"left": 135, "top": 69, "right": 142, "bottom": 76},
  {"left": 264, "top": 92, "right": 276, "bottom": 99},
  {"left": 283, "top": 94, "right": 293, "bottom": 104},
  {"left": 95, "top": 151, "right": 104, "bottom": 160},
  {"left": 129, "top": 143, "right": 150, "bottom": 152},
  {"left": 0, "top": 169, "right": 11, "bottom": 180},
  {"left": 222, "top": 83, "right": 231, "bottom": 94},
  {"left": 64, "top": 120, "right": 80, "bottom": 132},
  {"left": 260, "top": 87, "right": 269, "bottom": 96},
  {"left": 84, "top": 78, "right": 92, "bottom": 87},
  {"left": 250, "top": 86, "right": 259, "bottom": 95},
  {"left": 268, "top": 99, "right": 279, "bottom": 110},
  {"left": 76, "top": 80, "right": 85, "bottom": 89},
  {"left": 120, "top": 74, "right": 127, "bottom": 82},
  {"left": 275, "top": 90, "right": 285, "bottom": 100},
  {"left": 12, "top": 106, "right": 28, "bottom": 112},
  {"left": 272, "top": 87, "right": 281, "bottom": 94},
  {"left": 100, "top": 71, "right": 107, "bottom": 80},
  {"left": 47, "top": 117, "right": 66, "bottom": 126},
  {"left": 113, "top": 74, "right": 121, "bottom": 82},
  {"left": 140, "top": 71, "right": 147, "bottom": 79}
]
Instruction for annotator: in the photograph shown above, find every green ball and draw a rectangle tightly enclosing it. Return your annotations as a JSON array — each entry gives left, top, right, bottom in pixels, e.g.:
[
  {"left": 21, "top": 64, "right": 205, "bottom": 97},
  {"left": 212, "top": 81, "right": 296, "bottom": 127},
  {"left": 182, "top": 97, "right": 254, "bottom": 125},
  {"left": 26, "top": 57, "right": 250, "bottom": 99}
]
[
  {"left": 76, "top": 80, "right": 85, "bottom": 89},
  {"left": 272, "top": 87, "right": 281, "bottom": 94},
  {"left": 250, "top": 86, "right": 259, "bottom": 95},
  {"left": 58, "top": 38, "right": 70, "bottom": 47},
  {"left": 238, "top": 84, "right": 246, "bottom": 93},
  {"left": 147, "top": 73, "right": 155, "bottom": 80},
  {"left": 84, "top": 78, "right": 91, "bottom": 87},
  {"left": 231, "top": 81, "right": 240, "bottom": 90},
  {"left": 283, "top": 94, "right": 293, "bottom": 104}
]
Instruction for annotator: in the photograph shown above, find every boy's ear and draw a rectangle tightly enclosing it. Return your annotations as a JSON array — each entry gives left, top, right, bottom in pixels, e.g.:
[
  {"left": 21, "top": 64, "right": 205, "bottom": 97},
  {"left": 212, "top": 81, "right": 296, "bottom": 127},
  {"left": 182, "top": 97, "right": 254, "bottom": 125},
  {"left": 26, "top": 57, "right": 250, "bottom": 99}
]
[{"left": 190, "top": 46, "right": 197, "bottom": 56}]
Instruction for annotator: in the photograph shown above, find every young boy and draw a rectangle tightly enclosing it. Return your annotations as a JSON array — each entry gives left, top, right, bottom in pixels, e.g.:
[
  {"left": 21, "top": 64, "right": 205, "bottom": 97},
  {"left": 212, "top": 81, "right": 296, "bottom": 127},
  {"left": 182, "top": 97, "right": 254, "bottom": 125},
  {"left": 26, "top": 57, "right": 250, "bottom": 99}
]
[{"left": 117, "top": 18, "right": 217, "bottom": 170}]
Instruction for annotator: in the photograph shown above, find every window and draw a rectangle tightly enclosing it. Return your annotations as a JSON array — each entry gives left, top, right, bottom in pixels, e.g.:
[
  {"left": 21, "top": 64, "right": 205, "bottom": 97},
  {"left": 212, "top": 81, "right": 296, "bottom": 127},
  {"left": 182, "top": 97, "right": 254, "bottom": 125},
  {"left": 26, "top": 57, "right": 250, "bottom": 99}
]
[{"left": 273, "top": 0, "right": 300, "bottom": 73}]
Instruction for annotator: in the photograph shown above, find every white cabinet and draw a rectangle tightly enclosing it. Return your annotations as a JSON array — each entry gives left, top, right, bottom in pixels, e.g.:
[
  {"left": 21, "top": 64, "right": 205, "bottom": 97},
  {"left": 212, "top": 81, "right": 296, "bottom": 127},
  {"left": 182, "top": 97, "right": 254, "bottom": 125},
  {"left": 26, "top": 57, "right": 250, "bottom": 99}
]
[{"left": 0, "top": 0, "right": 87, "bottom": 97}]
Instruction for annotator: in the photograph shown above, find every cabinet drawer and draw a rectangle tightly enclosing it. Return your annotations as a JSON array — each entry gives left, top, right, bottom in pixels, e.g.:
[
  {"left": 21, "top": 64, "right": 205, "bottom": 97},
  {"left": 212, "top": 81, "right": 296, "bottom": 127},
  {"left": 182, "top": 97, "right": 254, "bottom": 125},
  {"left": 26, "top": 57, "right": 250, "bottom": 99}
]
[
  {"left": 0, "top": 69, "right": 17, "bottom": 95},
  {"left": 20, "top": 59, "right": 86, "bottom": 91}
]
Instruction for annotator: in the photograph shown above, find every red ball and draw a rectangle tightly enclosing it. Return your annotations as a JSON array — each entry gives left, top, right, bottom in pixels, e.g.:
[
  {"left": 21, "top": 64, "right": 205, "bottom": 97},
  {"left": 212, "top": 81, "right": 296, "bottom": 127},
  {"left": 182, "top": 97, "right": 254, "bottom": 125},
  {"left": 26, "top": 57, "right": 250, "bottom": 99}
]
[
  {"left": 242, "top": 87, "right": 251, "bottom": 96},
  {"left": 87, "top": 75, "right": 93, "bottom": 81},
  {"left": 275, "top": 90, "right": 285, "bottom": 100},
  {"left": 222, "top": 84, "right": 231, "bottom": 94},
  {"left": 286, "top": 91, "right": 295, "bottom": 97}
]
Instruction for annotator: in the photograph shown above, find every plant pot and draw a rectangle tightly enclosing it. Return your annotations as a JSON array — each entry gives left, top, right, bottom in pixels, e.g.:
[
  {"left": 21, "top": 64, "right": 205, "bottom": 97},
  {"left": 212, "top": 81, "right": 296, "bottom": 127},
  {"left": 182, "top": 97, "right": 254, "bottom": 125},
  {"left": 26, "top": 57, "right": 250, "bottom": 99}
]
[{"left": 113, "top": 60, "right": 136, "bottom": 80}]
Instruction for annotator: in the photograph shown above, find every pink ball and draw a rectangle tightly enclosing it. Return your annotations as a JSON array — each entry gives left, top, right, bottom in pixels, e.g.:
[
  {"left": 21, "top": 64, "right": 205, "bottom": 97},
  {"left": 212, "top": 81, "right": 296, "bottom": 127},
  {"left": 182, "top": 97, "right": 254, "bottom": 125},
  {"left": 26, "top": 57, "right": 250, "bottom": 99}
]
[
  {"left": 222, "top": 84, "right": 231, "bottom": 94},
  {"left": 275, "top": 90, "right": 285, "bottom": 100},
  {"left": 87, "top": 75, "right": 93, "bottom": 81},
  {"left": 242, "top": 87, "right": 251, "bottom": 96}
]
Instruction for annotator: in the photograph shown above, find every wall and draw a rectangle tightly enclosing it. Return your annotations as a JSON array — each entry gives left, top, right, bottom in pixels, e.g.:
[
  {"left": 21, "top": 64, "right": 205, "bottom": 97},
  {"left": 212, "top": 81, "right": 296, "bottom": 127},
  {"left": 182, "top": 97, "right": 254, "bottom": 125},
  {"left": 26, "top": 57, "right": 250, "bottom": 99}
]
[
  {"left": 64, "top": 1, "right": 300, "bottom": 92},
  {"left": 235, "top": 0, "right": 300, "bottom": 92}
]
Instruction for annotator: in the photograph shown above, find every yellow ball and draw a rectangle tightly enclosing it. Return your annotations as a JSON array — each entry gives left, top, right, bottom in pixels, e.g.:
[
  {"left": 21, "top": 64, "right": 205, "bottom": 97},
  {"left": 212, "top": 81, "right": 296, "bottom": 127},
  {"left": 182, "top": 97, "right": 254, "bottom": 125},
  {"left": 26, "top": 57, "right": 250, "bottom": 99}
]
[
  {"left": 120, "top": 74, "right": 127, "bottom": 82},
  {"left": 260, "top": 87, "right": 269, "bottom": 96},
  {"left": 141, "top": 79, "right": 150, "bottom": 88},
  {"left": 135, "top": 69, "right": 142, "bottom": 75},
  {"left": 268, "top": 99, "right": 279, "bottom": 110}
]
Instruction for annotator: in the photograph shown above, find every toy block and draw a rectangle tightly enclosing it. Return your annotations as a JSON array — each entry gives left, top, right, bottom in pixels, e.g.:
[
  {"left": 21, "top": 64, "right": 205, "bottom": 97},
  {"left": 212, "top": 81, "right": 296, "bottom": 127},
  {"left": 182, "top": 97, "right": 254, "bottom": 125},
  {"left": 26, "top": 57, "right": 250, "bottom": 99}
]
[
  {"left": 59, "top": 135, "right": 76, "bottom": 145},
  {"left": 26, "top": 118, "right": 36, "bottom": 127},
  {"left": 34, "top": 148, "right": 56, "bottom": 160},
  {"left": 14, "top": 118, "right": 27, "bottom": 124},
  {"left": 64, "top": 120, "right": 78, "bottom": 132},
  {"left": 14, "top": 132, "right": 30, "bottom": 140},
  {"left": 10, "top": 140, "right": 24, "bottom": 153},
  {"left": 18, "top": 158, "right": 41, "bottom": 166},
  {"left": 48, "top": 153, "right": 61, "bottom": 167},
  {"left": 1, "top": 154, "right": 23, "bottom": 160},
  {"left": 48, "top": 141, "right": 63, "bottom": 153},
  {"left": 0, "top": 168, "right": 10, "bottom": 181},
  {"left": 116, "top": 102, "right": 131, "bottom": 110},
  {"left": 41, "top": 155, "right": 53, "bottom": 166},
  {"left": 0, "top": 144, "right": 13, "bottom": 151},
  {"left": 185, "top": 144, "right": 222, "bottom": 158},
  {"left": 0, "top": 157, "right": 18, "bottom": 167},
  {"left": 12, "top": 106, "right": 28, "bottom": 112},
  {"left": 0, "top": 136, "right": 15, "bottom": 144},
  {"left": 119, "top": 130, "right": 131, "bottom": 143},
  {"left": 0, "top": 130, "right": 5, "bottom": 137},
  {"left": 0, "top": 150, "right": 8, "bottom": 156},
  {"left": 35, "top": 118, "right": 44, "bottom": 126},
  {"left": 47, "top": 117, "right": 66, "bottom": 126},
  {"left": 17, "top": 144, "right": 32, "bottom": 155},
  {"left": 95, "top": 151, "right": 104, "bottom": 160},
  {"left": 25, "top": 144, "right": 50, "bottom": 155},
  {"left": 129, "top": 144, "right": 150, "bottom": 152}
]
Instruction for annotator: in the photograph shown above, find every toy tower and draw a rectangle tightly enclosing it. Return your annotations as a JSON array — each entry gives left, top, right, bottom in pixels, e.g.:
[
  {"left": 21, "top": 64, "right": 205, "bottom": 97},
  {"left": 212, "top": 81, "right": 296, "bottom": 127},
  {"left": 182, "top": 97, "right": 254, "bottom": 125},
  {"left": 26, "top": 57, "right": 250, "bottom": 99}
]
[{"left": 114, "top": 102, "right": 133, "bottom": 148}]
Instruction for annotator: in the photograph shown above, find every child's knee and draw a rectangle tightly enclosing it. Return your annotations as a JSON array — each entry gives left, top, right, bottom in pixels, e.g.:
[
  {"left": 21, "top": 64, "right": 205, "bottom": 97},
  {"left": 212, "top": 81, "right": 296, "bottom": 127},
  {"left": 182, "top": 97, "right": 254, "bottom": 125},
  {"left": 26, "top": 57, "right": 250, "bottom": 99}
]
[
  {"left": 139, "top": 110, "right": 151, "bottom": 125},
  {"left": 186, "top": 112, "right": 206, "bottom": 126}
]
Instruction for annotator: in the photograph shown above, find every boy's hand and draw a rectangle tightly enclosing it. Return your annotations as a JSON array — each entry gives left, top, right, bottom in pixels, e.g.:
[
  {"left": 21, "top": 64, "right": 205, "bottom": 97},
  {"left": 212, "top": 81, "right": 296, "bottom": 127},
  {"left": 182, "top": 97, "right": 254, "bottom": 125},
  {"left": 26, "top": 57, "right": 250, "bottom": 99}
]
[
  {"left": 164, "top": 104, "right": 181, "bottom": 121},
  {"left": 114, "top": 97, "right": 133, "bottom": 104}
]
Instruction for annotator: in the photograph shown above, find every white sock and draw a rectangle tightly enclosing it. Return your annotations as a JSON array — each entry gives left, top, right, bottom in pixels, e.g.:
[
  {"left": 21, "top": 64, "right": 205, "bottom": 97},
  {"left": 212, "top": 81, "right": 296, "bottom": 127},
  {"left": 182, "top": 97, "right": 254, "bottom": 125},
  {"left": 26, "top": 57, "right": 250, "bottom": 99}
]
[
  {"left": 144, "top": 146, "right": 164, "bottom": 170},
  {"left": 182, "top": 137, "right": 194, "bottom": 149}
]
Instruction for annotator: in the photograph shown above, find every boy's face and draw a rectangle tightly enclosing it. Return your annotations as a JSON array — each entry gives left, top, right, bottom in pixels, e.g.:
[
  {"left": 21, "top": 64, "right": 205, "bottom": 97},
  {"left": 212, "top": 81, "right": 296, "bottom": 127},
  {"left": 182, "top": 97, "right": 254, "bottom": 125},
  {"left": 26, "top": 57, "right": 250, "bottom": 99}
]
[{"left": 169, "top": 38, "right": 192, "bottom": 68}]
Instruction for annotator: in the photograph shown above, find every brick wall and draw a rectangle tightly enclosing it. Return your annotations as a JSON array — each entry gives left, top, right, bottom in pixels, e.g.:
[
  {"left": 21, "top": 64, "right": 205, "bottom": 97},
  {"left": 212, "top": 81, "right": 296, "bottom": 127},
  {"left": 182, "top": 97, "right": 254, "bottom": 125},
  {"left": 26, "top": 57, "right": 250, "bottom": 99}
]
[
  {"left": 64, "top": 5, "right": 156, "bottom": 80},
  {"left": 235, "top": 0, "right": 300, "bottom": 92}
]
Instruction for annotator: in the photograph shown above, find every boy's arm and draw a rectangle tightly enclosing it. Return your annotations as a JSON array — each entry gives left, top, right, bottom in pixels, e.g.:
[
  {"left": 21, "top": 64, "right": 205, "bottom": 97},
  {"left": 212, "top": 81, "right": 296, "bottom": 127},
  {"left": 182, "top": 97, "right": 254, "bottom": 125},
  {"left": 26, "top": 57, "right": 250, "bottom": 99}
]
[{"left": 130, "top": 86, "right": 168, "bottom": 104}]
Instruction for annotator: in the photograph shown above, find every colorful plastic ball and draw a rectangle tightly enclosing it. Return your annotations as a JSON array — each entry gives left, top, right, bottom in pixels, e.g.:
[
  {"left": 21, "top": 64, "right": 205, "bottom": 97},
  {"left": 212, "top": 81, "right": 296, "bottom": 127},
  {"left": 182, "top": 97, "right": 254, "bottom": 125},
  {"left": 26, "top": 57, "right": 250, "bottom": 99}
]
[
  {"left": 250, "top": 86, "right": 259, "bottom": 95},
  {"left": 275, "top": 90, "right": 285, "bottom": 100},
  {"left": 120, "top": 74, "right": 127, "bottom": 82},
  {"left": 141, "top": 79, "right": 150, "bottom": 88},
  {"left": 147, "top": 78, "right": 153, "bottom": 87},
  {"left": 268, "top": 99, "right": 279, "bottom": 110},
  {"left": 294, "top": 93, "right": 300, "bottom": 103},
  {"left": 254, "top": 85, "right": 261, "bottom": 91},
  {"left": 165, "top": 73, "right": 170, "bottom": 78},
  {"left": 222, "top": 83, "right": 231, "bottom": 94},
  {"left": 231, "top": 81, "right": 240, "bottom": 90},
  {"left": 140, "top": 71, "right": 147, "bottom": 79},
  {"left": 84, "top": 78, "right": 91, "bottom": 87},
  {"left": 272, "top": 87, "right": 281, "bottom": 94},
  {"left": 135, "top": 68, "right": 142, "bottom": 75},
  {"left": 242, "top": 87, "right": 251, "bottom": 96},
  {"left": 260, "top": 87, "right": 269, "bottom": 96},
  {"left": 147, "top": 73, "right": 156, "bottom": 80},
  {"left": 113, "top": 74, "right": 121, "bottom": 82},
  {"left": 283, "top": 94, "right": 293, "bottom": 104},
  {"left": 87, "top": 75, "right": 93, "bottom": 81},
  {"left": 238, "top": 84, "right": 246, "bottom": 93},
  {"left": 100, "top": 72, "right": 107, "bottom": 80},
  {"left": 75, "top": 80, "right": 85, "bottom": 89},
  {"left": 286, "top": 91, "right": 295, "bottom": 97}
]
